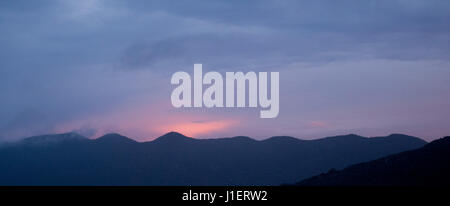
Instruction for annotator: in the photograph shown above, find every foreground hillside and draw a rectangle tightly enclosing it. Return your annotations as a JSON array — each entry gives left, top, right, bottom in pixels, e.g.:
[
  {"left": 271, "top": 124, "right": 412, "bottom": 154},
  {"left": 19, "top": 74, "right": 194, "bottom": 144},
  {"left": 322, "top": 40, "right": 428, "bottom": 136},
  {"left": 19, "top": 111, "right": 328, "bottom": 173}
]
[{"left": 297, "top": 136, "right": 450, "bottom": 186}]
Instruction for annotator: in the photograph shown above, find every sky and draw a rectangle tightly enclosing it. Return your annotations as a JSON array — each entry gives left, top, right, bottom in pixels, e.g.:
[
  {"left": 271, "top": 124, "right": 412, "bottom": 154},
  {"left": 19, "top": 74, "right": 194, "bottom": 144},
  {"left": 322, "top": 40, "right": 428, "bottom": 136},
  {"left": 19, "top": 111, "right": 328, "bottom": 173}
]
[{"left": 1, "top": 0, "right": 450, "bottom": 142}]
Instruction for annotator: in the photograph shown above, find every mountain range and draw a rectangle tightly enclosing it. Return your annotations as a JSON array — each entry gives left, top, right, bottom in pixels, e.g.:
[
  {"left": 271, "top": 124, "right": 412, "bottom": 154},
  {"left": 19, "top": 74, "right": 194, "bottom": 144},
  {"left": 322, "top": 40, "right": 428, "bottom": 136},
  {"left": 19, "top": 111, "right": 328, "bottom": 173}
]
[{"left": 0, "top": 132, "right": 426, "bottom": 185}]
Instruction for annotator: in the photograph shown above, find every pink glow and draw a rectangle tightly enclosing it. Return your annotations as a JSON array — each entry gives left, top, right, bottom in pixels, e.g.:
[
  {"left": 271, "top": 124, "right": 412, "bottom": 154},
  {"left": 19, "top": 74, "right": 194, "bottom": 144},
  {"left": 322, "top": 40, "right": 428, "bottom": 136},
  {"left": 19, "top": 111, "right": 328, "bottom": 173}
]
[{"left": 154, "top": 120, "right": 237, "bottom": 138}]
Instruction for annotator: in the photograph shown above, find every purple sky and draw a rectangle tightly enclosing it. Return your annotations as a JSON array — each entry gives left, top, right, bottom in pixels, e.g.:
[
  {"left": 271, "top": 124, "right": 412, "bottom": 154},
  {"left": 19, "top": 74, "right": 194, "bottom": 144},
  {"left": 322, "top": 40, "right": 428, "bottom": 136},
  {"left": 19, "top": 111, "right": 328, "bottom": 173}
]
[{"left": 1, "top": 0, "right": 450, "bottom": 142}]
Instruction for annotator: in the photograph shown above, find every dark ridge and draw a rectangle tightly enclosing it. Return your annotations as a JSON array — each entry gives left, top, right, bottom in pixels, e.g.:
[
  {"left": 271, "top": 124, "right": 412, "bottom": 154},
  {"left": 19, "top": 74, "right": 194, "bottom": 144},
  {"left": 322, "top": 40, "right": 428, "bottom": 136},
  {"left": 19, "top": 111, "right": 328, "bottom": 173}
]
[
  {"left": 218, "top": 136, "right": 256, "bottom": 142},
  {"left": 296, "top": 136, "right": 450, "bottom": 186},
  {"left": 374, "top": 133, "right": 423, "bottom": 139},
  {"left": 94, "top": 133, "right": 137, "bottom": 144},
  {"left": 389, "top": 133, "right": 414, "bottom": 137},
  {"left": 370, "top": 133, "right": 428, "bottom": 144},
  {"left": 423, "top": 136, "right": 450, "bottom": 149},
  {"left": 262, "top": 136, "right": 304, "bottom": 143},
  {"left": 151, "top": 131, "right": 193, "bottom": 143},
  {"left": 387, "top": 133, "right": 427, "bottom": 141},
  {"left": 317, "top": 134, "right": 366, "bottom": 141}
]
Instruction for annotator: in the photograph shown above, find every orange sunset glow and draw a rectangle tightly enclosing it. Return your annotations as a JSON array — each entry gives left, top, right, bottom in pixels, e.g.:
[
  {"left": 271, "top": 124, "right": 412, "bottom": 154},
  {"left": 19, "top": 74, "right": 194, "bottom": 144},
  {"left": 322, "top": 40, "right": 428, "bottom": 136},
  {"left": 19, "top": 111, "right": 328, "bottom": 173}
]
[
  {"left": 155, "top": 120, "right": 238, "bottom": 138},
  {"left": 50, "top": 101, "right": 240, "bottom": 141}
]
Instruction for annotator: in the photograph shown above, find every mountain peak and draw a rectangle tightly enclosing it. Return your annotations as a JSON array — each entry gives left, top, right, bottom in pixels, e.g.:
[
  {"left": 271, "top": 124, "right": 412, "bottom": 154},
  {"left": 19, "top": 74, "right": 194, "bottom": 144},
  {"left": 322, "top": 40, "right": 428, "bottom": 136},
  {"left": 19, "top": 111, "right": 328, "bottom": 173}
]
[
  {"left": 95, "top": 133, "right": 137, "bottom": 144},
  {"left": 263, "top": 136, "right": 302, "bottom": 142},
  {"left": 342, "top": 133, "right": 364, "bottom": 138},
  {"left": 229, "top": 136, "right": 255, "bottom": 141},
  {"left": 152, "top": 132, "right": 192, "bottom": 143},
  {"left": 320, "top": 134, "right": 365, "bottom": 141},
  {"left": 424, "top": 136, "right": 450, "bottom": 149},
  {"left": 371, "top": 133, "right": 427, "bottom": 145},
  {"left": 386, "top": 133, "right": 418, "bottom": 139},
  {"left": 215, "top": 136, "right": 256, "bottom": 142}
]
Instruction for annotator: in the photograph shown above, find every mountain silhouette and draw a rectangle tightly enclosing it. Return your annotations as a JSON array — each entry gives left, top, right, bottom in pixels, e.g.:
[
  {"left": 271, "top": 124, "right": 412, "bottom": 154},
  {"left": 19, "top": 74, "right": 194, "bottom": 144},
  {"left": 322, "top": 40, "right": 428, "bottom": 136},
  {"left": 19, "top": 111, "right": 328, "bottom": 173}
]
[
  {"left": 296, "top": 136, "right": 450, "bottom": 186},
  {"left": 95, "top": 133, "right": 138, "bottom": 144},
  {"left": 151, "top": 131, "right": 194, "bottom": 143},
  {"left": 0, "top": 132, "right": 426, "bottom": 185}
]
